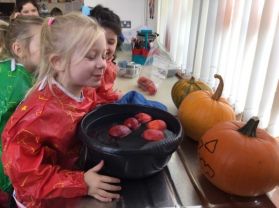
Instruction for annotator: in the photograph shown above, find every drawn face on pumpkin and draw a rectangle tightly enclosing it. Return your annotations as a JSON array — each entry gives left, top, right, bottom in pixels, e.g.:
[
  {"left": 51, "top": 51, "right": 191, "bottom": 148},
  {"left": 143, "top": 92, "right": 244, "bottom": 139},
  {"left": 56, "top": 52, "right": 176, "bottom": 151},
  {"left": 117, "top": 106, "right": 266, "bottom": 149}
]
[
  {"left": 198, "top": 138, "right": 219, "bottom": 178},
  {"left": 196, "top": 119, "right": 279, "bottom": 197}
]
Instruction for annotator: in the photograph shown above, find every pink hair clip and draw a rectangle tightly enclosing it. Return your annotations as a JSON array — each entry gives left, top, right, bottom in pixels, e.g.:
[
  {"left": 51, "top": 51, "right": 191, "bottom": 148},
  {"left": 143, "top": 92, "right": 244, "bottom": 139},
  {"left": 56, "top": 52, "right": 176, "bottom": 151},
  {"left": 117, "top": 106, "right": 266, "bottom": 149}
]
[{"left": 48, "top": 17, "right": 55, "bottom": 26}]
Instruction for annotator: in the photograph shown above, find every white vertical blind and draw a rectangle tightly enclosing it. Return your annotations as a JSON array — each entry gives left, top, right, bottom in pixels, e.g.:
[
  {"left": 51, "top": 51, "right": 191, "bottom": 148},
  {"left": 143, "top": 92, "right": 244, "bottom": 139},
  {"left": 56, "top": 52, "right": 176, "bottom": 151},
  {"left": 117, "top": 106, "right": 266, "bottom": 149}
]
[
  {"left": 185, "top": 0, "right": 201, "bottom": 74},
  {"left": 207, "top": 0, "right": 228, "bottom": 87},
  {"left": 267, "top": 82, "right": 279, "bottom": 137},
  {"left": 243, "top": 0, "right": 278, "bottom": 120},
  {"left": 192, "top": 0, "right": 209, "bottom": 79},
  {"left": 175, "top": 0, "right": 192, "bottom": 68},
  {"left": 265, "top": 15, "right": 279, "bottom": 136},
  {"left": 157, "top": 0, "right": 279, "bottom": 137},
  {"left": 224, "top": 0, "right": 246, "bottom": 105},
  {"left": 199, "top": 0, "right": 218, "bottom": 83}
]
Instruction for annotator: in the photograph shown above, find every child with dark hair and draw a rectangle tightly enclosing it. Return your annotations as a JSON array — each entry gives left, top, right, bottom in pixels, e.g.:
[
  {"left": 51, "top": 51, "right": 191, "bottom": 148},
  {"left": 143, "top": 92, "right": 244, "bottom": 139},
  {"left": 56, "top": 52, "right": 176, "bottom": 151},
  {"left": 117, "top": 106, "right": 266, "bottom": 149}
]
[
  {"left": 90, "top": 5, "right": 123, "bottom": 51},
  {"left": 89, "top": 5, "right": 123, "bottom": 102},
  {"left": 50, "top": 7, "right": 63, "bottom": 16},
  {"left": 15, "top": 0, "right": 40, "bottom": 16},
  {"left": 89, "top": 5, "right": 166, "bottom": 110}
]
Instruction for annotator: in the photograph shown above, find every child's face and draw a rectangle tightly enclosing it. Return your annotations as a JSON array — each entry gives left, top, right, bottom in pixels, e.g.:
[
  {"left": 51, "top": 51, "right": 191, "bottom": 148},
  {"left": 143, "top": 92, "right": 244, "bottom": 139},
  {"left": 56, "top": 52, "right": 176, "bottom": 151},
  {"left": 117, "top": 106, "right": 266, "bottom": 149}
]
[
  {"left": 59, "top": 33, "right": 107, "bottom": 96},
  {"left": 19, "top": 25, "right": 41, "bottom": 72},
  {"left": 21, "top": 3, "right": 39, "bottom": 16},
  {"left": 104, "top": 27, "right": 118, "bottom": 61}
]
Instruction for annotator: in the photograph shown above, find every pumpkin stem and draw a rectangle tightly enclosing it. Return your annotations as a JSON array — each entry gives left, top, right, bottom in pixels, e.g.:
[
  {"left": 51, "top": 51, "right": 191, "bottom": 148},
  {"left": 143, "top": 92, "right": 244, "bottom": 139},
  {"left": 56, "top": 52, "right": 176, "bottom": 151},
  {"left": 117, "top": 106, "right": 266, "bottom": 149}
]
[
  {"left": 212, "top": 74, "right": 224, "bottom": 100},
  {"left": 238, "top": 117, "right": 259, "bottom": 137},
  {"left": 189, "top": 76, "right": 196, "bottom": 83}
]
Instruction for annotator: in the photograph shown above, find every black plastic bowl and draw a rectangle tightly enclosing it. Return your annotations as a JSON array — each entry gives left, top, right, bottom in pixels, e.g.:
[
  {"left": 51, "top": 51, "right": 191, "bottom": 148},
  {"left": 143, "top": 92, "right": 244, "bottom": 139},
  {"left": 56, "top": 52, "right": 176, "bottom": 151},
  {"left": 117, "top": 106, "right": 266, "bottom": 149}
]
[{"left": 78, "top": 103, "right": 183, "bottom": 179}]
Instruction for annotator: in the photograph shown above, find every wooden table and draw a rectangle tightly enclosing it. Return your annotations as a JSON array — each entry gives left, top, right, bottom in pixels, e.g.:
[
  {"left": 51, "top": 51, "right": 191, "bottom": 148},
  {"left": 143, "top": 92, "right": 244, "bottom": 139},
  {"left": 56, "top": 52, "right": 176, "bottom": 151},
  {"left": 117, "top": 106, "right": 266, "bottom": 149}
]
[{"left": 115, "top": 67, "right": 178, "bottom": 115}]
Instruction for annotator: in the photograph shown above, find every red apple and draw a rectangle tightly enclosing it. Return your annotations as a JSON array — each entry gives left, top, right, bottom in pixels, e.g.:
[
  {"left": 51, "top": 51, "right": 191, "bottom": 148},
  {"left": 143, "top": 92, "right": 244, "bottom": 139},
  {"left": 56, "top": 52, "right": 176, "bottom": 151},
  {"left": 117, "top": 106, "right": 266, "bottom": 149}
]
[{"left": 109, "top": 125, "right": 131, "bottom": 138}]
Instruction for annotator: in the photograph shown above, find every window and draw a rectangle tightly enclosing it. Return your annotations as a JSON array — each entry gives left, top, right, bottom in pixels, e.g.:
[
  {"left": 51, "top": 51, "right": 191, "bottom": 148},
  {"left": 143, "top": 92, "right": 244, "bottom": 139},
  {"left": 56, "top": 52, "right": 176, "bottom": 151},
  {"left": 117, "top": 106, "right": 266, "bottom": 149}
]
[{"left": 157, "top": 0, "right": 279, "bottom": 137}]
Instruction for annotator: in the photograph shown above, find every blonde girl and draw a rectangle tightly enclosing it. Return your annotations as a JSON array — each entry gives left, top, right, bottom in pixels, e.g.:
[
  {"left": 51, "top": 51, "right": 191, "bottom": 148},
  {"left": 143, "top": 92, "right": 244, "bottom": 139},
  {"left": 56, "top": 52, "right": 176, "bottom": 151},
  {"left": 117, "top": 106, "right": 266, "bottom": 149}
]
[
  {"left": 0, "top": 15, "right": 43, "bottom": 195},
  {"left": 2, "top": 12, "right": 121, "bottom": 208}
]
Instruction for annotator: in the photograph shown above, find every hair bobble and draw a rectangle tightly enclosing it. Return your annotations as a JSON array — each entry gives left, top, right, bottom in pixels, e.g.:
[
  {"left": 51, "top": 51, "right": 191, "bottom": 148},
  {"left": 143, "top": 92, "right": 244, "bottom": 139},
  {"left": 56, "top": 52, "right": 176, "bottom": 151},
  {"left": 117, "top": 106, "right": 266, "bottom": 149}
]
[{"left": 48, "top": 17, "right": 55, "bottom": 26}]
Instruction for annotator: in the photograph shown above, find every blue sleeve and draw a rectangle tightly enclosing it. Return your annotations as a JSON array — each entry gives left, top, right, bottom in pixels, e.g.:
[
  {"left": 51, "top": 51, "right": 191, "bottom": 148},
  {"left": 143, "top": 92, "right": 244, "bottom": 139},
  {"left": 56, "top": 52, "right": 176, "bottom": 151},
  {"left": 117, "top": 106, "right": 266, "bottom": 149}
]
[
  {"left": 116, "top": 91, "right": 168, "bottom": 111},
  {"left": 81, "top": 5, "right": 91, "bottom": 16}
]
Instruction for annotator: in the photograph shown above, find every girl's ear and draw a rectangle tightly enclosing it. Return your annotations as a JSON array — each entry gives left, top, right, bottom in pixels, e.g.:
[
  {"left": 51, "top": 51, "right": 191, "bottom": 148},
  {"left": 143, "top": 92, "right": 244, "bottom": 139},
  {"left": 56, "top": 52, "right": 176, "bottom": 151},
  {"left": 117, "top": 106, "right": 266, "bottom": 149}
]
[
  {"left": 49, "top": 54, "right": 64, "bottom": 72},
  {"left": 12, "top": 41, "right": 23, "bottom": 59}
]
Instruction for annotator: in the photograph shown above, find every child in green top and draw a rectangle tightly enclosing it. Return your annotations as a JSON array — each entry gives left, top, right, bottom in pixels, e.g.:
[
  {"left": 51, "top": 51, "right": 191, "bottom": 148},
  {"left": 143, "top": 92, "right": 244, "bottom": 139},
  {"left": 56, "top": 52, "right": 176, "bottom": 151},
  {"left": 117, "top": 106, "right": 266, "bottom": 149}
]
[{"left": 0, "top": 15, "right": 43, "bottom": 194}]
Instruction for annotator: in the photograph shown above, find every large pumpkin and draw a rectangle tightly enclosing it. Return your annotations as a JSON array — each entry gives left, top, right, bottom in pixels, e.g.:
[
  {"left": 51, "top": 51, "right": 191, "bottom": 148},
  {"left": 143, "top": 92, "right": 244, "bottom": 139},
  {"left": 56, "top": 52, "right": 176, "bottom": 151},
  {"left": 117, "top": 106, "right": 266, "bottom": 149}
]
[
  {"left": 171, "top": 76, "right": 212, "bottom": 108},
  {"left": 178, "top": 74, "right": 235, "bottom": 141},
  {"left": 198, "top": 117, "right": 279, "bottom": 196}
]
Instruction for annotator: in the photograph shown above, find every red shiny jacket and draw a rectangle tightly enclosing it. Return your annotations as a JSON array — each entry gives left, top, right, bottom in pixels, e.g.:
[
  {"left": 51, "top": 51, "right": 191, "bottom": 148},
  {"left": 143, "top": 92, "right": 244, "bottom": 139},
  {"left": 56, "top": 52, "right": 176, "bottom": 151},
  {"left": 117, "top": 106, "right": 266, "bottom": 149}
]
[{"left": 1, "top": 78, "right": 119, "bottom": 207}]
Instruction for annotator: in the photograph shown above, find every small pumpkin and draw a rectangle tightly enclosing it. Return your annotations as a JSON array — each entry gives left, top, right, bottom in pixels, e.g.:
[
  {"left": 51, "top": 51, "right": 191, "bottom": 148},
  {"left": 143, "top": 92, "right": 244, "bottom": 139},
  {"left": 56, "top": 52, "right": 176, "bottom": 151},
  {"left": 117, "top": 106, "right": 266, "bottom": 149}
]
[
  {"left": 171, "top": 76, "right": 212, "bottom": 108},
  {"left": 178, "top": 74, "right": 235, "bottom": 141},
  {"left": 198, "top": 117, "right": 279, "bottom": 196}
]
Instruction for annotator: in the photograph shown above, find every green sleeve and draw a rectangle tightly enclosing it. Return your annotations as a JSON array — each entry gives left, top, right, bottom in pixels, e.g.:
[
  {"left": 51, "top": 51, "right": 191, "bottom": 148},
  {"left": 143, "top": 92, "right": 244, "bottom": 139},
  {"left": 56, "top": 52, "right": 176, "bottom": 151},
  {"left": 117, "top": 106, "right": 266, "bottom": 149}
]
[
  {"left": 0, "top": 62, "right": 33, "bottom": 192},
  {"left": 0, "top": 63, "right": 33, "bottom": 135}
]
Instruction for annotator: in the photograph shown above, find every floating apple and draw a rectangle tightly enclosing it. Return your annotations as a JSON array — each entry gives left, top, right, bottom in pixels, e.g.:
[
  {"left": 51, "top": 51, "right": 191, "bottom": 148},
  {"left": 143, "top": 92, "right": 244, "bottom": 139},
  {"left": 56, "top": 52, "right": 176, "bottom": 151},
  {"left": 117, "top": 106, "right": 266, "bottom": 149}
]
[
  {"left": 147, "top": 119, "right": 167, "bottom": 131},
  {"left": 142, "top": 129, "right": 165, "bottom": 141},
  {"left": 135, "top": 112, "right": 152, "bottom": 123},
  {"left": 124, "top": 117, "right": 140, "bottom": 130},
  {"left": 109, "top": 125, "right": 131, "bottom": 138}
]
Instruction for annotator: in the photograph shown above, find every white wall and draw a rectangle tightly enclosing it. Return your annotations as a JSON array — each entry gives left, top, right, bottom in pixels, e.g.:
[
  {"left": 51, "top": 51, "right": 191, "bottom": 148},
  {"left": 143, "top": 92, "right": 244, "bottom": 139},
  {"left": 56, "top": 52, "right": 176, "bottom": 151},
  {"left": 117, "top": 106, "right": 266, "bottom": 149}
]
[
  {"left": 146, "top": 0, "right": 158, "bottom": 33},
  {"left": 84, "top": 0, "right": 148, "bottom": 31}
]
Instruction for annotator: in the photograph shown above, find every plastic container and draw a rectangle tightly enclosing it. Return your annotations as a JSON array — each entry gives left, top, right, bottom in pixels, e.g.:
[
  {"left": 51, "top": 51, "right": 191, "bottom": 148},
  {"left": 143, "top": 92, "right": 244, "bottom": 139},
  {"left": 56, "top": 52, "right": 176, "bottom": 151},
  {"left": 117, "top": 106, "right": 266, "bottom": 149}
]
[
  {"left": 117, "top": 61, "right": 142, "bottom": 78},
  {"left": 77, "top": 104, "right": 183, "bottom": 179}
]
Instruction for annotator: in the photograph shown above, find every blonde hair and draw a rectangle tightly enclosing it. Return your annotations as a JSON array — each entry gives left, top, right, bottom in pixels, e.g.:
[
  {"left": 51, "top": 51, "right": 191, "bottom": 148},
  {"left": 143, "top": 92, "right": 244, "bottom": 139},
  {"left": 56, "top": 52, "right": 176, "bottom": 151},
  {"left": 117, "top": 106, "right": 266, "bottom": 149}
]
[
  {"left": 6, "top": 15, "right": 43, "bottom": 62},
  {"left": 0, "top": 20, "right": 10, "bottom": 60},
  {"left": 32, "top": 12, "right": 104, "bottom": 93}
]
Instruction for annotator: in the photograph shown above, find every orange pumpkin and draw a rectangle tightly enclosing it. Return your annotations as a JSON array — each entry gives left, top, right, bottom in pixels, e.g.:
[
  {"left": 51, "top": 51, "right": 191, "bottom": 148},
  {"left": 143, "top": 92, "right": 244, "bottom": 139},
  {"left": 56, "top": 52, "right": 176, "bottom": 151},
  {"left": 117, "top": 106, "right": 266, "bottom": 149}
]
[
  {"left": 171, "top": 76, "right": 212, "bottom": 108},
  {"left": 178, "top": 74, "right": 235, "bottom": 141},
  {"left": 198, "top": 117, "right": 279, "bottom": 196}
]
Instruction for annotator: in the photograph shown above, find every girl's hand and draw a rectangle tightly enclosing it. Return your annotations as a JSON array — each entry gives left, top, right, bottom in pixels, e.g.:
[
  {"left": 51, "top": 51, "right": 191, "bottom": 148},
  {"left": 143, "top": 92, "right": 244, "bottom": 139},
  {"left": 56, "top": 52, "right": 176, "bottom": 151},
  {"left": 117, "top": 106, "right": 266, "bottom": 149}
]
[{"left": 84, "top": 160, "right": 121, "bottom": 202}]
